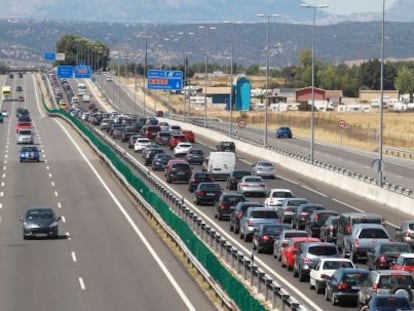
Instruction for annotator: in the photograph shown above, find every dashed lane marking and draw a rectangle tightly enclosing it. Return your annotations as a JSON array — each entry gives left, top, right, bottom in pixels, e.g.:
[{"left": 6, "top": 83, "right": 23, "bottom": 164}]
[
  {"left": 78, "top": 277, "right": 86, "bottom": 290},
  {"left": 54, "top": 191, "right": 58, "bottom": 197},
  {"left": 57, "top": 202, "right": 62, "bottom": 209},
  {"left": 71, "top": 252, "right": 77, "bottom": 262},
  {"left": 61, "top": 216, "right": 66, "bottom": 223}
]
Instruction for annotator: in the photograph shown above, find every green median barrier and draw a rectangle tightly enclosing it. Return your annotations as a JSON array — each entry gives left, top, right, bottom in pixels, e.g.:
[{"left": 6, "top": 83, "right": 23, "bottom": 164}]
[{"left": 45, "top": 108, "right": 267, "bottom": 311}]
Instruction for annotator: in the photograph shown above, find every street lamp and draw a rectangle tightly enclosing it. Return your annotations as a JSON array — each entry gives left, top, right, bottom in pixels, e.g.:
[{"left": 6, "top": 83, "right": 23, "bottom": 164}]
[
  {"left": 301, "top": 2, "right": 328, "bottom": 163},
  {"left": 256, "top": 13, "right": 279, "bottom": 146},
  {"left": 224, "top": 21, "right": 243, "bottom": 137},
  {"left": 378, "top": 0, "right": 386, "bottom": 187},
  {"left": 178, "top": 31, "right": 194, "bottom": 120},
  {"left": 198, "top": 25, "right": 217, "bottom": 128},
  {"left": 137, "top": 34, "right": 151, "bottom": 116}
]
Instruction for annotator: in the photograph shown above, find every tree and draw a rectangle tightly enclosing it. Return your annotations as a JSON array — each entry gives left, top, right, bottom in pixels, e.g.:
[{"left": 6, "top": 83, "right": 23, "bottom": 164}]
[{"left": 395, "top": 66, "right": 414, "bottom": 102}]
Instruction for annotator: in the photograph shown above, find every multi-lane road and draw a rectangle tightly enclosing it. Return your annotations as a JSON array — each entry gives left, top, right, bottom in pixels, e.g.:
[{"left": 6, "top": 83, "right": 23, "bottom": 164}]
[
  {"left": 87, "top": 73, "right": 414, "bottom": 311},
  {"left": 0, "top": 74, "right": 215, "bottom": 311}
]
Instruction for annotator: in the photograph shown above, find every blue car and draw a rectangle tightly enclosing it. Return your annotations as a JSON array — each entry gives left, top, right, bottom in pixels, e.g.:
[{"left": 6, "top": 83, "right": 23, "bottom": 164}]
[
  {"left": 19, "top": 146, "right": 40, "bottom": 162},
  {"left": 276, "top": 127, "right": 292, "bottom": 138},
  {"left": 365, "top": 294, "right": 414, "bottom": 311}
]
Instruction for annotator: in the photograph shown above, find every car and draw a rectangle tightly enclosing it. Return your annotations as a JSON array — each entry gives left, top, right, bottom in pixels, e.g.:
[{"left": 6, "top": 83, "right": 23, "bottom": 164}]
[
  {"left": 134, "top": 138, "right": 151, "bottom": 152},
  {"left": 21, "top": 207, "right": 61, "bottom": 239},
  {"left": 144, "top": 148, "right": 165, "bottom": 166},
  {"left": 0, "top": 113, "right": 3, "bottom": 123},
  {"left": 237, "top": 175, "right": 267, "bottom": 197},
  {"left": 305, "top": 210, "right": 339, "bottom": 238},
  {"left": 128, "top": 134, "right": 141, "bottom": 149},
  {"left": 214, "top": 193, "right": 246, "bottom": 221},
  {"left": 185, "top": 148, "right": 204, "bottom": 165},
  {"left": 273, "top": 229, "right": 309, "bottom": 261},
  {"left": 363, "top": 294, "right": 414, "bottom": 311},
  {"left": 239, "top": 207, "right": 280, "bottom": 242},
  {"left": 367, "top": 242, "right": 412, "bottom": 271},
  {"left": 309, "top": 258, "right": 355, "bottom": 293},
  {"left": 169, "top": 134, "right": 187, "bottom": 149},
  {"left": 169, "top": 124, "right": 182, "bottom": 135},
  {"left": 395, "top": 221, "right": 414, "bottom": 248},
  {"left": 343, "top": 223, "right": 390, "bottom": 263},
  {"left": 263, "top": 188, "right": 294, "bottom": 208},
  {"left": 174, "top": 142, "right": 193, "bottom": 157},
  {"left": 280, "top": 237, "right": 321, "bottom": 271},
  {"left": 251, "top": 160, "right": 276, "bottom": 179},
  {"left": 252, "top": 224, "right": 291, "bottom": 254},
  {"left": 293, "top": 242, "right": 339, "bottom": 282},
  {"left": 358, "top": 270, "right": 414, "bottom": 306},
  {"left": 16, "top": 107, "right": 29, "bottom": 118},
  {"left": 152, "top": 153, "right": 173, "bottom": 171},
  {"left": 159, "top": 121, "right": 169, "bottom": 132},
  {"left": 390, "top": 253, "right": 414, "bottom": 273},
  {"left": 166, "top": 161, "right": 192, "bottom": 184},
  {"left": 325, "top": 268, "right": 369, "bottom": 306},
  {"left": 229, "top": 201, "right": 264, "bottom": 234},
  {"left": 164, "top": 159, "right": 187, "bottom": 177},
  {"left": 19, "top": 146, "right": 41, "bottom": 162},
  {"left": 193, "top": 182, "right": 222, "bottom": 205},
  {"left": 187, "top": 171, "right": 215, "bottom": 192},
  {"left": 142, "top": 142, "right": 161, "bottom": 158},
  {"left": 276, "top": 126, "right": 292, "bottom": 138},
  {"left": 216, "top": 141, "right": 236, "bottom": 152},
  {"left": 155, "top": 131, "right": 171, "bottom": 145},
  {"left": 16, "top": 86, "right": 23, "bottom": 92},
  {"left": 277, "top": 198, "right": 308, "bottom": 224},
  {"left": 181, "top": 130, "right": 195, "bottom": 143},
  {"left": 292, "top": 203, "right": 325, "bottom": 230},
  {"left": 226, "top": 170, "right": 251, "bottom": 190}
]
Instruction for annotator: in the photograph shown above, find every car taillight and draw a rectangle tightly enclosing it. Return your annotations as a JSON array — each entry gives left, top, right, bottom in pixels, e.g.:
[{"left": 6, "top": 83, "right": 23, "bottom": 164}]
[
  {"left": 247, "top": 219, "right": 253, "bottom": 227},
  {"left": 337, "top": 282, "right": 349, "bottom": 290},
  {"left": 373, "top": 283, "right": 378, "bottom": 292},
  {"left": 328, "top": 225, "right": 333, "bottom": 233},
  {"left": 346, "top": 224, "right": 352, "bottom": 234},
  {"left": 196, "top": 191, "right": 205, "bottom": 196},
  {"left": 303, "top": 257, "right": 312, "bottom": 263},
  {"left": 236, "top": 211, "right": 243, "bottom": 219},
  {"left": 261, "top": 235, "right": 270, "bottom": 241},
  {"left": 192, "top": 178, "right": 198, "bottom": 182},
  {"left": 353, "top": 238, "right": 359, "bottom": 247},
  {"left": 404, "top": 231, "right": 410, "bottom": 237},
  {"left": 379, "top": 256, "right": 387, "bottom": 264},
  {"left": 220, "top": 203, "right": 230, "bottom": 209},
  {"left": 240, "top": 183, "right": 249, "bottom": 187}
]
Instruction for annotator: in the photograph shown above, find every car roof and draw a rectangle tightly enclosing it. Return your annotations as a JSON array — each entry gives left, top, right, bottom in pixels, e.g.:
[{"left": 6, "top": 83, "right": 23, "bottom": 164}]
[
  {"left": 318, "top": 257, "right": 353, "bottom": 263},
  {"left": 353, "top": 223, "right": 386, "bottom": 229},
  {"left": 289, "top": 237, "right": 320, "bottom": 242},
  {"left": 400, "top": 253, "right": 414, "bottom": 259},
  {"left": 341, "top": 212, "right": 383, "bottom": 218},
  {"left": 269, "top": 188, "right": 292, "bottom": 192},
  {"left": 371, "top": 270, "right": 412, "bottom": 275}
]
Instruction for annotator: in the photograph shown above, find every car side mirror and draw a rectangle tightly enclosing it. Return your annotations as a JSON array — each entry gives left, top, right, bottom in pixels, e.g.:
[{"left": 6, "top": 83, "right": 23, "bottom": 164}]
[{"left": 20, "top": 217, "right": 23, "bottom": 222}]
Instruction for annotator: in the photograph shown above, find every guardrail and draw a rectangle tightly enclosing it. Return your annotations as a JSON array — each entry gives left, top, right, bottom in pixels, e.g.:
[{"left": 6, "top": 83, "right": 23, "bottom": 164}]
[{"left": 384, "top": 146, "right": 414, "bottom": 160}]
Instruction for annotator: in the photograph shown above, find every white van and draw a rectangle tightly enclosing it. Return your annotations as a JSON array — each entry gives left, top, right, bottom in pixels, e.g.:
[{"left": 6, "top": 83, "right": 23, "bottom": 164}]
[
  {"left": 205, "top": 152, "right": 236, "bottom": 180},
  {"left": 77, "top": 83, "right": 87, "bottom": 96},
  {"left": 16, "top": 129, "right": 34, "bottom": 144}
]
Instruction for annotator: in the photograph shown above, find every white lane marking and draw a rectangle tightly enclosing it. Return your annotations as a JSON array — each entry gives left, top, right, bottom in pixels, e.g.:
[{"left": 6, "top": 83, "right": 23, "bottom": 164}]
[
  {"left": 4, "top": 160, "right": 7, "bottom": 164},
  {"left": 239, "top": 158, "right": 252, "bottom": 165},
  {"left": 2, "top": 173, "right": 5, "bottom": 178},
  {"left": 57, "top": 202, "right": 62, "bottom": 209},
  {"left": 66, "top": 232, "right": 71, "bottom": 239},
  {"left": 0, "top": 203, "right": 2, "bottom": 209},
  {"left": 2, "top": 166, "right": 5, "bottom": 170},
  {"left": 48, "top": 173, "right": 52, "bottom": 178},
  {"left": 4, "top": 154, "right": 7, "bottom": 159},
  {"left": 54, "top": 191, "right": 58, "bottom": 197},
  {"left": 44, "top": 159, "right": 48, "bottom": 163},
  {"left": 71, "top": 251, "right": 77, "bottom": 262},
  {"left": 279, "top": 176, "right": 299, "bottom": 185},
  {"left": 301, "top": 185, "right": 328, "bottom": 198},
  {"left": 54, "top": 119, "right": 197, "bottom": 311},
  {"left": 61, "top": 216, "right": 66, "bottom": 223},
  {"left": 43, "top": 154, "right": 46, "bottom": 158},
  {"left": 78, "top": 277, "right": 86, "bottom": 290},
  {"left": 46, "top": 166, "right": 50, "bottom": 170},
  {"left": 51, "top": 181, "right": 55, "bottom": 187},
  {"left": 0, "top": 192, "right": 3, "bottom": 197},
  {"left": 1, "top": 182, "right": 4, "bottom": 187}
]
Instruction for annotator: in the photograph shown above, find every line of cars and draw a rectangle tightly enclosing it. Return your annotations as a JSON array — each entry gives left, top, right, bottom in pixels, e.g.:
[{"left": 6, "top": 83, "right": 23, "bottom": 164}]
[{"left": 15, "top": 108, "right": 42, "bottom": 162}]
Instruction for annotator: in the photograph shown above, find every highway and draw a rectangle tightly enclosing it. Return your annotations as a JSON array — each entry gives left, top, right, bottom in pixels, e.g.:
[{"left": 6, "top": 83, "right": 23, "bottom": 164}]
[
  {"left": 0, "top": 73, "right": 215, "bottom": 311},
  {"left": 84, "top": 74, "right": 414, "bottom": 311}
]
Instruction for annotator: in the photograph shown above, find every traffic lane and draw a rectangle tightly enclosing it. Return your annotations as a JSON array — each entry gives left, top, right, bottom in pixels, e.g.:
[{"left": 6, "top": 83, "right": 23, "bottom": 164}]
[
  {"left": 32, "top": 113, "right": 215, "bottom": 310},
  {"left": 0, "top": 106, "right": 83, "bottom": 311},
  {"left": 208, "top": 120, "right": 413, "bottom": 189}
]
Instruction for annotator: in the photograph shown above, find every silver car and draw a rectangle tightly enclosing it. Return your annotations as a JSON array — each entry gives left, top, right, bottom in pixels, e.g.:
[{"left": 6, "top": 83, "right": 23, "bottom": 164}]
[
  {"left": 239, "top": 207, "right": 280, "bottom": 242},
  {"left": 237, "top": 175, "right": 267, "bottom": 197},
  {"left": 251, "top": 160, "right": 276, "bottom": 178}
]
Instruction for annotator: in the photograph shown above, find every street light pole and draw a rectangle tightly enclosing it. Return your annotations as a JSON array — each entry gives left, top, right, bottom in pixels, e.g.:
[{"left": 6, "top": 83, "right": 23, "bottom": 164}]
[
  {"left": 378, "top": 0, "right": 386, "bottom": 187},
  {"left": 178, "top": 31, "right": 194, "bottom": 120},
  {"left": 256, "top": 13, "right": 279, "bottom": 147},
  {"left": 301, "top": 2, "right": 328, "bottom": 163}
]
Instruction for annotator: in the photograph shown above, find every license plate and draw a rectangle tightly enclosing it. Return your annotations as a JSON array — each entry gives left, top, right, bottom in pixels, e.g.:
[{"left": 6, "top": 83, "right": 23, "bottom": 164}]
[
  {"left": 177, "top": 172, "right": 185, "bottom": 175},
  {"left": 206, "top": 193, "right": 215, "bottom": 196},
  {"left": 351, "top": 286, "right": 360, "bottom": 290},
  {"left": 36, "top": 233, "right": 48, "bottom": 237}
]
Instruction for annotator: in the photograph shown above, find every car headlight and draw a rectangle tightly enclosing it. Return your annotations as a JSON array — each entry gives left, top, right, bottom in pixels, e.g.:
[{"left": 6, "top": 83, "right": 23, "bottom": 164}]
[
  {"left": 49, "top": 221, "right": 58, "bottom": 228},
  {"left": 23, "top": 222, "right": 35, "bottom": 229}
]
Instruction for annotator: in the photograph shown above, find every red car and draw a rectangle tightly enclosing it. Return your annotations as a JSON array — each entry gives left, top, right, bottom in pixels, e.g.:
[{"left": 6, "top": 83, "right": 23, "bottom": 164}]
[
  {"left": 169, "top": 134, "right": 187, "bottom": 149},
  {"left": 390, "top": 253, "right": 414, "bottom": 273},
  {"left": 164, "top": 159, "right": 187, "bottom": 176},
  {"left": 181, "top": 130, "right": 195, "bottom": 143},
  {"left": 280, "top": 237, "right": 320, "bottom": 270}
]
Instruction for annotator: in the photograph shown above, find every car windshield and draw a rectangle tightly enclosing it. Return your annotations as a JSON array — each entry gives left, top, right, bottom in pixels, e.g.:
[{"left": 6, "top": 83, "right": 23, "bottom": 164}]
[
  {"left": 359, "top": 228, "right": 388, "bottom": 239},
  {"left": 381, "top": 244, "right": 411, "bottom": 254},
  {"left": 19, "top": 130, "right": 31, "bottom": 135},
  {"left": 251, "top": 211, "right": 278, "bottom": 219},
  {"left": 263, "top": 225, "right": 289, "bottom": 235},
  {"left": 378, "top": 275, "right": 414, "bottom": 289},
  {"left": 308, "top": 245, "right": 337, "bottom": 256},
  {"left": 404, "top": 258, "right": 414, "bottom": 266},
  {"left": 353, "top": 218, "right": 382, "bottom": 225},
  {"left": 272, "top": 191, "right": 293, "bottom": 198},
  {"left": 26, "top": 210, "right": 54, "bottom": 220},
  {"left": 322, "top": 261, "right": 353, "bottom": 270},
  {"left": 318, "top": 213, "right": 338, "bottom": 223},
  {"left": 224, "top": 196, "right": 245, "bottom": 204},
  {"left": 259, "top": 162, "right": 272, "bottom": 167},
  {"left": 343, "top": 273, "right": 368, "bottom": 286},
  {"left": 199, "top": 184, "right": 221, "bottom": 191},
  {"left": 374, "top": 296, "right": 411, "bottom": 309},
  {"left": 288, "top": 200, "right": 307, "bottom": 206},
  {"left": 190, "top": 150, "right": 203, "bottom": 155},
  {"left": 159, "top": 132, "right": 170, "bottom": 137}
]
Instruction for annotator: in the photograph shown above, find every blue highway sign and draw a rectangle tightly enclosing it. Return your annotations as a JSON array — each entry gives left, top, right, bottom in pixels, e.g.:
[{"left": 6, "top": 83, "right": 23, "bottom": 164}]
[
  {"left": 147, "top": 70, "right": 183, "bottom": 91},
  {"left": 147, "top": 70, "right": 183, "bottom": 78},
  {"left": 44, "top": 52, "right": 56, "bottom": 62},
  {"left": 57, "top": 66, "right": 73, "bottom": 79},
  {"left": 74, "top": 65, "right": 92, "bottom": 79}
]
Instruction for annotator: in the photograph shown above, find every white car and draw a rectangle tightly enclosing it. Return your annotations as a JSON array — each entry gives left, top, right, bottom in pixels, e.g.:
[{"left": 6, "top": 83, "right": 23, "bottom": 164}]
[
  {"left": 309, "top": 258, "right": 355, "bottom": 293},
  {"left": 174, "top": 142, "right": 192, "bottom": 157},
  {"left": 170, "top": 125, "right": 182, "bottom": 135},
  {"left": 134, "top": 138, "right": 151, "bottom": 152},
  {"left": 264, "top": 189, "right": 294, "bottom": 208}
]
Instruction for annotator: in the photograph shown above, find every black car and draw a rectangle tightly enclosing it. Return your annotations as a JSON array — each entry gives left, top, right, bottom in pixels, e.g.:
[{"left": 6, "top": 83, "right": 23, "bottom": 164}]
[
  {"left": 144, "top": 148, "right": 165, "bottom": 165},
  {"left": 188, "top": 171, "right": 215, "bottom": 192},
  {"left": 214, "top": 193, "right": 246, "bottom": 220},
  {"left": 216, "top": 141, "right": 236, "bottom": 152},
  {"left": 21, "top": 207, "right": 61, "bottom": 239},
  {"left": 304, "top": 210, "right": 339, "bottom": 238},
  {"left": 292, "top": 203, "right": 325, "bottom": 230},
  {"left": 16, "top": 107, "right": 29, "bottom": 118},
  {"left": 16, "top": 86, "right": 23, "bottom": 92},
  {"left": 193, "top": 182, "right": 222, "bottom": 205},
  {"left": 252, "top": 224, "right": 291, "bottom": 254},
  {"left": 18, "top": 115, "right": 31, "bottom": 123},
  {"left": 152, "top": 154, "right": 173, "bottom": 171},
  {"left": 166, "top": 162, "right": 192, "bottom": 184},
  {"left": 367, "top": 242, "right": 412, "bottom": 271},
  {"left": 325, "top": 268, "right": 369, "bottom": 306},
  {"left": 229, "top": 201, "right": 264, "bottom": 234},
  {"left": 319, "top": 215, "right": 340, "bottom": 243},
  {"left": 226, "top": 170, "right": 251, "bottom": 190},
  {"left": 185, "top": 148, "right": 204, "bottom": 165}
]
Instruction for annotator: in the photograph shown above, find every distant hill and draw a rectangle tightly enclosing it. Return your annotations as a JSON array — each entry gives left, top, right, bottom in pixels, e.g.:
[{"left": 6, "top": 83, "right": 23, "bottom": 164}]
[{"left": 1, "top": 19, "right": 414, "bottom": 68}]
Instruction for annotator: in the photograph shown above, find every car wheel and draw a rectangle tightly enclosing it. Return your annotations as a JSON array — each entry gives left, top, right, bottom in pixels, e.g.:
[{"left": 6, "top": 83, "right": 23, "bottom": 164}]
[
  {"left": 244, "top": 234, "right": 250, "bottom": 242},
  {"left": 293, "top": 266, "right": 299, "bottom": 278},
  {"left": 331, "top": 293, "right": 337, "bottom": 306},
  {"left": 359, "top": 306, "right": 369, "bottom": 311},
  {"left": 229, "top": 223, "right": 234, "bottom": 232},
  {"left": 392, "top": 286, "right": 413, "bottom": 301},
  {"left": 325, "top": 288, "right": 329, "bottom": 301},
  {"left": 298, "top": 269, "right": 307, "bottom": 282},
  {"left": 234, "top": 225, "right": 239, "bottom": 234},
  {"left": 239, "top": 230, "right": 244, "bottom": 240}
]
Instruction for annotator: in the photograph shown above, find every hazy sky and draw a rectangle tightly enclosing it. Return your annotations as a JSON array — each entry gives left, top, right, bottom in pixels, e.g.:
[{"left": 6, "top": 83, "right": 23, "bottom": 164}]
[{"left": 320, "top": 0, "right": 397, "bottom": 15}]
